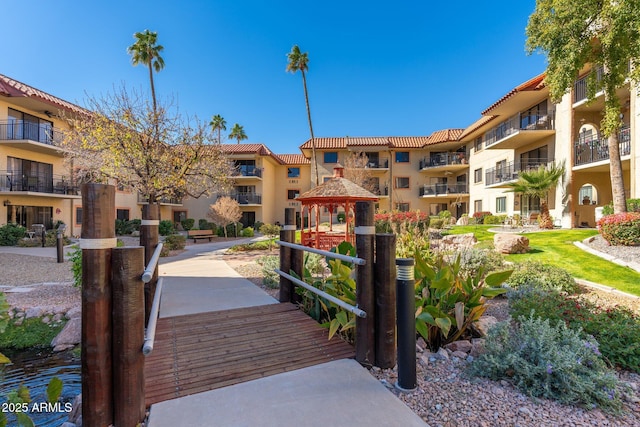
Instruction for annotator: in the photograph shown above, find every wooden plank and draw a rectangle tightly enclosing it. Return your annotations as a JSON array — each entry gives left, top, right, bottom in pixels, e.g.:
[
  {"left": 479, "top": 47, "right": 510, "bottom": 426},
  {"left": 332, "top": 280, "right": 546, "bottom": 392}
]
[{"left": 144, "top": 303, "right": 354, "bottom": 407}]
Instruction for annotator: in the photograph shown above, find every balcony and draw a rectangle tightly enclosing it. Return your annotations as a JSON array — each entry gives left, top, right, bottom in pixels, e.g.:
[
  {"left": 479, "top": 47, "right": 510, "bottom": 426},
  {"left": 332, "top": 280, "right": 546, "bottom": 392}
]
[
  {"left": 0, "top": 171, "right": 79, "bottom": 196},
  {"left": 419, "top": 183, "right": 468, "bottom": 198},
  {"left": 230, "top": 165, "right": 262, "bottom": 179},
  {"left": 484, "top": 112, "right": 555, "bottom": 150},
  {"left": 230, "top": 192, "right": 262, "bottom": 205},
  {"left": 574, "top": 126, "right": 631, "bottom": 167},
  {"left": 0, "top": 121, "right": 65, "bottom": 154},
  {"left": 485, "top": 158, "right": 553, "bottom": 187},
  {"left": 371, "top": 186, "right": 389, "bottom": 197},
  {"left": 418, "top": 153, "right": 468, "bottom": 172},
  {"left": 137, "top": 194, "right": 183, "bottom": 205},
  {"left": 364, "top": 158, "right": 389, "bottom": 170}
]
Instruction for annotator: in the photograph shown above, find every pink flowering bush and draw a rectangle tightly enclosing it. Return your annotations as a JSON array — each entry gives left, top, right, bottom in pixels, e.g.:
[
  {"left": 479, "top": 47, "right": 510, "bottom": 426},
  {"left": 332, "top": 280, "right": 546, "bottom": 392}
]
[
  {"left": 597, "top": 212, "right": 640, "bottom": 246},
  {"left": 374, "top": 210, "right": 429, "bottom": 233}
]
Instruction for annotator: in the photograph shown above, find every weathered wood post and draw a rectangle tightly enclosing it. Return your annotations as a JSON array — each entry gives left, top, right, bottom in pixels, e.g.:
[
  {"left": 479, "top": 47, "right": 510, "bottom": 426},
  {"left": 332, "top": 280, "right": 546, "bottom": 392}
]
[
  {"left": 355, "top": 201, "right": 375, "bottom": 366},
  {"left": 81, "top": 183, "right": 116, "bottom": 426},
  {"left": 279, "top": 208, "right": 295, "bottom": 303},
  {"left": 375, "top": 233, "right": 397, "bottom": 368},
  {"left": 141, "top": 203, "right": 159, "bottom": 324},
  {"left": 290, "top": 228, "right": 304, "bottom": 305},
  {"left": 112, "top": 246, "right": 146, "bottom": 426}
]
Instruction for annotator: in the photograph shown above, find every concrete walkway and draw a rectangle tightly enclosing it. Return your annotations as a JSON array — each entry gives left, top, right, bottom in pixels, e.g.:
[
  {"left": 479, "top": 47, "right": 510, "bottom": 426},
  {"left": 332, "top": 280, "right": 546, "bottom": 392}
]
[{"left": 148, "top": 239, "right": 428, "bottom": 427}]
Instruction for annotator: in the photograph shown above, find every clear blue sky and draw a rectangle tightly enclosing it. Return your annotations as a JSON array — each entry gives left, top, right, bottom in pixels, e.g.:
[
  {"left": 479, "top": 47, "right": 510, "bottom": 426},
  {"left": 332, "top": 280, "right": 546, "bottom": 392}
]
[{"left": 1, "top": 0, "right": 547, "bottom": 154}]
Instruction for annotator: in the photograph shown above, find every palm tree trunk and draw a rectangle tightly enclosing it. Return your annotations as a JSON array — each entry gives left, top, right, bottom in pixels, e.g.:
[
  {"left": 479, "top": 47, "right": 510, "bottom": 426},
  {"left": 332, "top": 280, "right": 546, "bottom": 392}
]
[
  {"left": 301, "top": 70, "right": 319, "bottom": 186},
  {"left": 148, "top": 63, "right": 157, "bottom": 114},
  {"left": 606, "top": 123, "right": 627, "bottom": 213}
]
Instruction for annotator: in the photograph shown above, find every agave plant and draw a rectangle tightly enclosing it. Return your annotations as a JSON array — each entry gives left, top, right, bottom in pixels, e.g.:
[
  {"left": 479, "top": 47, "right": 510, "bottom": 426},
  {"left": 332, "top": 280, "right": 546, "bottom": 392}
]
[{"left": 414, "top": 251, "right": 512, "bottom": 350}]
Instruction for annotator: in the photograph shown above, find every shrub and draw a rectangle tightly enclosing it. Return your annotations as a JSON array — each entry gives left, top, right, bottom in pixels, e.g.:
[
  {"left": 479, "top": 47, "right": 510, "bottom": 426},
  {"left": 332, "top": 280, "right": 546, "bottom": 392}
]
[
  {"left": 507, "top": 261, "right": 577, "bottom": 293},
  {"left": 337, "top": 212, "right": 346, "bottom": 223},
  {"left": 163, "top": 234, "right": 186, "bottom": 251},
  {"left": 115, "top": 219, "right": 132, "bottom": 235},
  {"left": 129, "top": 219, "right": 141, "bottom": 232},
  {"left": 253, "top": 221, "right": 264, "bottom": 231},
  {"left": 229, "top": 240, "right": 271, "bottom": 251},
  {"left": 457, "top": 248, "right": 506, "bottom": 278},
  {"left": 429, "top": 218, "right": 444, "bottom": 229},
  {"left": 472, "top": 211, "right": 492, "bottom": 224},
  {"left": 483, "top": 214, "right": 507, "bottom": 225},
  {"left": 159, "top": 220, "right": 174, "bottom": 236},
  {"left": 44, "top": 230, "right": 71, "bottom": 247},
  {"left": 597, "top": 212, "right": 640, "bottom": 246},
  {"left": 216, "top": 222, "right": 241, "bottom": 237},
  {"left": 256, "top": 255, "right": 280, "bottom": 288},
  {"left": 304, "top": 252, "right": 326, "bottom": 276},
  {"left": 259, "top": 223, "right": 281, "bottom": 250},
  {"left": 70, "top": 246, "right": 82, "bottom": 288},
  {"left": 241, "top": 227, "right": 254, "bottom": 237},
  {"left": 0, "top": 223, "right": 26, "bottom": 246},
  {"left": 374, "top": 210, "right": 429, "bottom": 233},
  {"left": 438, "top": 210, "right": 452, "bottom": 220},
  {"left": 508, "top": 287, "right": 640, "bottom": 373},
  {"left": 198, "top": 219, "right": 215, "bottom": 231},
  {"left": 470, "top": 314, "right": 622, "bottom": 412},
  {"left": 181, "top": 218, "right": 195, "bottom": 231},
  {"left": 602, "top": 198, "right": 640, "bottom": 215}
]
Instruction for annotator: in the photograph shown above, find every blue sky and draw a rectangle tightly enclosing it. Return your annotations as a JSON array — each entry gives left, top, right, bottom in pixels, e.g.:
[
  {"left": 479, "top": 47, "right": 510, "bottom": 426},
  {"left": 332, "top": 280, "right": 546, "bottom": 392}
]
[{"left": 1, "top": 0, "right": 547, "bottom": 154}]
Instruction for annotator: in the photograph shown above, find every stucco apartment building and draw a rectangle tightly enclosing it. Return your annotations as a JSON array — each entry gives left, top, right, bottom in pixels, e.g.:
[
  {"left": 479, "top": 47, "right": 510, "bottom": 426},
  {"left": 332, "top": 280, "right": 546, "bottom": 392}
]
[{"left": 2, "top": 66, "right": 638, "bottom": 233}]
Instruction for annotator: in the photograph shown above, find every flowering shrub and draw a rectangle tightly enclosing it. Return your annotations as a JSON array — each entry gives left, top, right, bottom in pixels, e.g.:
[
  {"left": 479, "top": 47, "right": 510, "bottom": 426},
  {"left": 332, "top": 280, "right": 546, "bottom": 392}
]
[
  {"left": 597, "top": 212, "right": 640, "bottom": 246},
  {"left": 470, "top": 314, "right": 622, "bottom": 412},
  {"left": 374, "top": 210, "right": 429, "bottom": 233},
  {"left": 472, "top": 211, "right": 492, "bottom": 224}
]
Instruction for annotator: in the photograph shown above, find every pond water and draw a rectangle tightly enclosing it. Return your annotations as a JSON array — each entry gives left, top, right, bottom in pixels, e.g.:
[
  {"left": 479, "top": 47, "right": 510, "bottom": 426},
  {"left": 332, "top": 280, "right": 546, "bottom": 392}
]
[{"left": 0, "top": 348, "right": 80, "bottom": 426}]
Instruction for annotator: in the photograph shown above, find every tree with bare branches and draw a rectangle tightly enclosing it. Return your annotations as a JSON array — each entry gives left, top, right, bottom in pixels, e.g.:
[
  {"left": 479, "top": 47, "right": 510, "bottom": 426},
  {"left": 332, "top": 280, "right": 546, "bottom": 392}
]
[
  {"left": 208, "top": 196, "right": 242, "bottom": 237},
  {"left": 343, "top": 151, "right": 379, "bottom": 194}
]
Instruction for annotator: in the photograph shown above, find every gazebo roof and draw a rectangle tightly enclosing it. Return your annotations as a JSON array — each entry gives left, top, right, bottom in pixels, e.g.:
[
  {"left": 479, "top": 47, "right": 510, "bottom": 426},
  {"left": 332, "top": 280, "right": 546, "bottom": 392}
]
[{"left": 296, "top": 167, "right": 379, "bottom": 204}]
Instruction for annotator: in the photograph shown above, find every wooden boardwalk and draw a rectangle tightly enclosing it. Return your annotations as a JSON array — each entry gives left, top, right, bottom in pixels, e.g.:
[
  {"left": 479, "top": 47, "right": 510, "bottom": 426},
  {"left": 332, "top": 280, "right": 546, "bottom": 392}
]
[{"left": 144, "top": 303, "right": 355, "bottom": 407}]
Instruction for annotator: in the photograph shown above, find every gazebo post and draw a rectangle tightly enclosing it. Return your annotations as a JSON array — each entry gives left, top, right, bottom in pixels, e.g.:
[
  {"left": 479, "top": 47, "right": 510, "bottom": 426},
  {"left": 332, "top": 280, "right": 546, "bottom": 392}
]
[
  {"left": 315, "top": 205, "right": 320, "bottom": 249},
  {"left": 344, "top": 201, "right": 350, "bottom": 243}
]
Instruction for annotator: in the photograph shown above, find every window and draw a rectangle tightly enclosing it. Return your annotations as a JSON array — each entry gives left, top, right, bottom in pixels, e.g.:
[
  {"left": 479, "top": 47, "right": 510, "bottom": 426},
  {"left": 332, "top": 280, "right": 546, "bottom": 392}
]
[
  {"left": 116, "top": 209, "right": 130, "bottom": 221},
  {"left": 75, "top": 207, "right": 83, "bottom": 225},
  {"left": 474, "top": 137, "right": 483, "bottom": 152},
  {"left": 287, "top": 167, "right": 300, "bottom": 178},
  {"left": 474, "top": 200, "right": 483, "bottom": 213},
  {"left": 287, "top": 189, "right": 300, "bottom": 200},
  {"left": 395, "top": 203, "right": 410, "bottom": 212},
  {"left": 496, "top": 197, "right": 507, "bottom": 213},
  {"left": 395, "top": 177, "right": 410, "bottom": 189},
  {"left": 395, "top": 151, "right": 409, "bottom": 163},
  {"left": 474, "top": 168, "right": 483, "bottom": 183},
  {"left": 324, "top": 152, "right": 338, "bottom": 163}
]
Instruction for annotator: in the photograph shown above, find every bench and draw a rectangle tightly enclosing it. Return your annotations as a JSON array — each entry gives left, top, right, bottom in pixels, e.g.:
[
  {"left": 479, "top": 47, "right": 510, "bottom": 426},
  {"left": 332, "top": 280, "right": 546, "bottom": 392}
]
[{"left": 187, "top": 229, "right": 215, "bottom": 242}]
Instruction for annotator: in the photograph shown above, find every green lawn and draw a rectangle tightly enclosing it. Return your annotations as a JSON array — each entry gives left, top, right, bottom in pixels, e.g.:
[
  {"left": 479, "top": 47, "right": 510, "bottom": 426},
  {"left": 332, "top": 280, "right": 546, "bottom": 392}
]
[{"left": 444, "top": 225, "right": 640, "bottom": 297}]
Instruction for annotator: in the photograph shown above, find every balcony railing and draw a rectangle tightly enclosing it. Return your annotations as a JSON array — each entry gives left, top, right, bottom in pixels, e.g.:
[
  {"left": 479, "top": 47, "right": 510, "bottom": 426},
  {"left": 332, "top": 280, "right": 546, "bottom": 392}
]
[
  {"left": 231, "top": 165, "right": 262, "bottom": 178},
  {"left": 419, "top": 153, "right": 468, "bottom": 170},
  {"left": 137, "top": 194, "right": 183, "bottom": 205},
  {"left": 483, "top": 112, "right": 554, "bottom": 148},
  {"left": 574, "top": 126, "right": 631, "bottom": 166},
  {"left": 365, "top": 158, "right": 389, "bottom": 169},
  {"left": 230, "top": 192, "right": 262, "bottom": 205},
  {"left": 484, "top": 158, "right": 553, "bottom": 186},
  {"left": 419, "top": 183, "right": 468, "bottom": 197},
  {"left": 372, "top": 186, "right": 389, "bottom": 196},
  {"left": 0, "top": 121, "right": 65, "bottom": 145},
  {"left": 0, "top": 171, "right": 78, "bottom": 194},
  {"left": 573, "top": 66, "right": 604, "bottom": 104}
]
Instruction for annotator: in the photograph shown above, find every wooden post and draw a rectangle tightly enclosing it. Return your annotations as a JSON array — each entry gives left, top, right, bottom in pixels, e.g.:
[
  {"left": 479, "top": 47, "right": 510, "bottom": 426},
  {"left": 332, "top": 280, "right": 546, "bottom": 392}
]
[
  {"left": 290, "top": 237, "right": 304, "bottom": 305},
  {"left": 81, "top": 183, "right": 116, "bottom": 427},
  {"left": 355, "top": 201, "right": 375, "bottom": 366},
  {"left": 279, "top": 208, "right": 295, "bottom": 303},
  {"left": 111, "top": 246, "right": 146, "bottom": 426},
  {"left": 141, "top": 203, "right": 159, "bottom": 324},
  {"left": 375, "top": 233, "right": 397, "bottom": 369}
]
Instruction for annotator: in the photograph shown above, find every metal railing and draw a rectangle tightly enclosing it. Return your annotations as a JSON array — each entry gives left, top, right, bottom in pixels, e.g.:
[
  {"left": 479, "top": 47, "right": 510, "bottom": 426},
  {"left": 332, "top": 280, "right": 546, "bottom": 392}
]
[
  {"left": 0, "top": 170, "right": 78, "bottom": 194},
  {"left": 372, "top": 186, "right": 389, "bottom": 196},
  {"left": 142, "top": 243, "right": 164, "bottom": 356},
  {"left": 230, "top": 192, "right": 262, "bottom": 204},
  {"left": 574, "top": 126, "right": 631, "bottom": 166},
  {"left": 275, "top": 240, "right": 367, "bottom": 318},
  {"left": 485, "top": 159, "right": 553, "bottom": 186},
  {"left": 419, "top": 152, "right": 468, "bottom": 170},
  {"left": 231, "top": 165, "right": 262, "bottom": 178},
  {"left": 0, "top": 120, "right": 65, "bottom": 145},
  {"left": 483, "top": 112, "right": 554, "bottom": 147},
  {"left": 419, "top": 183, "right": 468, "bottom": 196},
  {"left": 365, "top": 158, "right": 389, "bottom": 169},
  {"left": 573, "top": 66, "right": 604, "bottom": 104}
]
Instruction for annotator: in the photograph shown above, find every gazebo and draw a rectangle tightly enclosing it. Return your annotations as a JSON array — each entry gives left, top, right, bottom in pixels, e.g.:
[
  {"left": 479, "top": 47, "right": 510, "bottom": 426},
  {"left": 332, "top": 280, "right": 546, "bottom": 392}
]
[{"left": 296, "top": 166, "right": 379, "bottom": 250}]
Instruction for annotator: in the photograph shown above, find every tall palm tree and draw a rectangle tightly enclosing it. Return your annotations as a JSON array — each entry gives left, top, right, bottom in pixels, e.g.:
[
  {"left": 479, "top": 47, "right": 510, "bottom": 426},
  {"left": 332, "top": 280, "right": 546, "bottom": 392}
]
[
  {"left": 505, "top": 161, "right": 566, "bottom": 229},
  {"left": 229, "top": 123, "right": 248, "bottom": 144},
  {"left": 127, "top": 30, "right": 165, "bottom": 113},
  {"left": 209, "top": 114, "right": 227, "bottom": 144},
  {"left": 286, "top": 45, "right": 318, "bottom": 186}
]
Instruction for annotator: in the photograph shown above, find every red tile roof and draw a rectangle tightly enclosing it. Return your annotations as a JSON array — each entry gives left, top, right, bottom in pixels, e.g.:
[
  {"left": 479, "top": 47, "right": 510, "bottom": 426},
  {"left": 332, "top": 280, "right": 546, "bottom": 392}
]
[
  {"left": 481, "top": 73, "right": 546, "bottom": 116},
  {"left": 219, "top": 143, "right": 273, "bottom": 156},
  {"left": 299, "top": 138, "right": 347, "bottom": 149},
  {"left": 277, "top": 154, "right": 310, "bottom": 164},
  {"left": 424, "top": 129, "right": 465, "bottom": 146},
  {"left": 0, "top": 74, "right": 87, "bottom": 115},
  {"left": 388, "top": 136, "right": 429, "bottom": 148},
  {"left": 346, "top": 137, "right": 389, "bottom": 147}
]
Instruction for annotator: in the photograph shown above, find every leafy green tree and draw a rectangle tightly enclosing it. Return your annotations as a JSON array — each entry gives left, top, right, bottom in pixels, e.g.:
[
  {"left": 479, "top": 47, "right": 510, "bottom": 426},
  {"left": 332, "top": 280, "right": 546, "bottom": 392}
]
[
  {"left": 287, "top": 45, "right": 319, "bottom": 186},
  {"left": 505, "top": 161, "right": 566, "bottom": 229},
  {"left": 526, "top": 0, "right": 640, "bottom": 213},
  {"left": 229, "top": 123, "right": 248, "bottom": 144},
  {"left": 209, "top": 114, "right": 227, "bottom": 144},
  {"left": 127, "top": 29, "right": 165, "bottom": 114}
]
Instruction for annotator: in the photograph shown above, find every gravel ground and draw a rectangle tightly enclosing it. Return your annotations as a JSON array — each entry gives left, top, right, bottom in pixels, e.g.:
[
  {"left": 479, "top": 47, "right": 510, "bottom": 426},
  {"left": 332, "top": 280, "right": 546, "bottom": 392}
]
[{"left": 584, "top": 234, "right": 640, "bottom": 265}]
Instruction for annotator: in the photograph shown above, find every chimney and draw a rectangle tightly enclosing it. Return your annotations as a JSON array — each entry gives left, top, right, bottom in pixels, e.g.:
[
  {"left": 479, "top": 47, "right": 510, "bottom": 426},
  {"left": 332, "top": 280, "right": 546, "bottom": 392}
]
[{"left": 333, "top": 164, "right": 344, "bottom": 178}]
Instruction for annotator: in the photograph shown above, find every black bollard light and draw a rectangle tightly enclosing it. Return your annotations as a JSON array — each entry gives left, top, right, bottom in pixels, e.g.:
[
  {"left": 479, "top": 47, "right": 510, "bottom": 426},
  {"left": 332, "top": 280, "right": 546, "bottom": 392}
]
[
  {"left": 396, "top": 257, "right": 416, "bottom": 392},
  {"left": 56, "top": 229, "right": 64, "bottom": 263}
]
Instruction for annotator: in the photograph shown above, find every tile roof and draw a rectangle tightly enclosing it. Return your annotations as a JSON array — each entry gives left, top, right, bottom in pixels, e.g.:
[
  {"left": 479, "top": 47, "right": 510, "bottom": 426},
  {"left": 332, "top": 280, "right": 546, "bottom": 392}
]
[
  {"left": 219, "top": 143, "right": 273, "bottom": 156},
  {"left": 299, "top": 138, "right": 347, "bottom": 149},
  {"left": 297, "top": 176, "right": 378, "bottom": 201},
  {"left": 277, "top": 154, "right": 310, "bottom": 164},
  {"left": 0, "top": 74, "right": 87, "bottom": 115},
  {"left": 345, "top": 137, "right": 389, "bottom": 147},
  {"left": 424, "top": 129, "right": 465, "bottom": 145},
  {"left": 481, "top": 73, "right": 546, "bottom": 116},
  {"left": 388, "top": 136, "right": 429, "bottom": 148}
]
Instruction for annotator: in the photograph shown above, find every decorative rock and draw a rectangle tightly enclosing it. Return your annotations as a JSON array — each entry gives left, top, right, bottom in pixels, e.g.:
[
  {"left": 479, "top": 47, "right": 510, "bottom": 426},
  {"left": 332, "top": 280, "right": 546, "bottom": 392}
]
[
  {"left": 494, "top": 234, "right": 529, "bottom": 254},
  {"left": 472, "top": 316, "right": 499, "bottom": 337},
  {"left": 25, "top": 306, "right": 43, "bottom": 319},
  {"left": 69, "top": 394, "right": 82, "bottom": 424},
  {"left": 452, "top": 350, "right": 467, "bottom": 359},
  {"left": 13, "top": 318, "right": 23, "bottom": 326},
  {"left": 51, "top": 318, "right": 81, "bottom": 351},
  {"left": 444, "top": 340, "right": 473, "bottom": 354},
  {"left": 419, "top": 354, "right": 430, "bottom": 367},
  {"left": 456, "top": 216, "right": 469, "bottom": 226},
  {"left": 471, "top": 338, "right": 486, "bottom": 357},
  {"left": 439, "top": 233, "right": 477, "bottom": 251},
  {"left": 53, "top": 313, "right": 64, "bottom": 322},
  {"left": 518, "top": 407, "right": 532, "bottom": 416},
  {"left": 66, "top": 306, "right": 81, "bottom": 319},
  {"left": 416, "top": 337, "right": 427, "bottom": 353},
  {"left": 435, "top": 347, "right": 450, "bottom": 360},
  {"left": 42, "top": 316, "right": 51, "bottom": 324}
]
